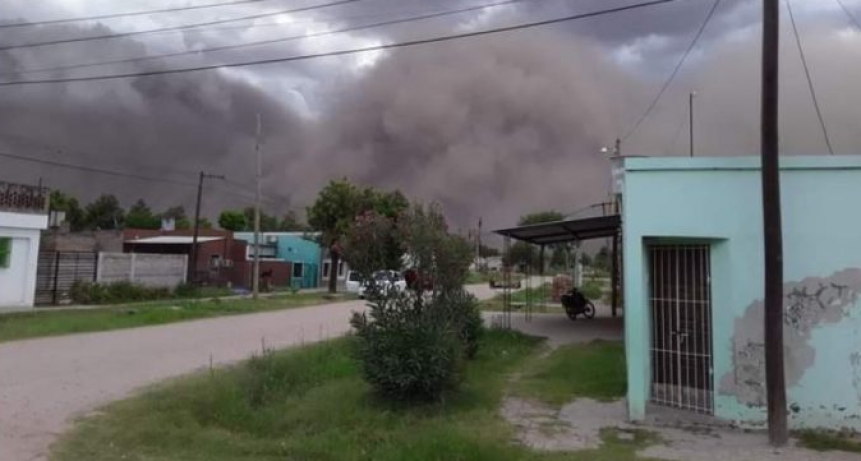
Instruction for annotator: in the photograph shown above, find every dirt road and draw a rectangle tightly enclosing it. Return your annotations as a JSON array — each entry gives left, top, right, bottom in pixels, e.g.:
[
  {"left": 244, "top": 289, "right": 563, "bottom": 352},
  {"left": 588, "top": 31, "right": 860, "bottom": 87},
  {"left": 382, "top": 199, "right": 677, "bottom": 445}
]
[{"left": 0, "top": 284, "right": 500, "bottom": 461}]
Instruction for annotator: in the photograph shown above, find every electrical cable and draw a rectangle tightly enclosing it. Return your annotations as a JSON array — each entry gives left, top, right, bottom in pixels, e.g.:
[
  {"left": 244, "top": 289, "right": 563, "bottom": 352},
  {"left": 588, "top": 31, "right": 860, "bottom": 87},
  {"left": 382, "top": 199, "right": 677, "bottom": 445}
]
[
  {"left": 620, "top": 0, "right": 722, "bottom": 143},
  {"left": 0, "top": 0, "right": 267, "bottom": 30},
  {"left": 6, "top": 0, "right": 532, "bottom": 77},
  {"left": 0, "top": 0, "right": 360, "bottom": 52},
  {"left": 0, "top": 0, "right": 685, "bottom": 87},
  {"left": 0, "top": 150, "right": 284, "bottom": 204},
  {"left": 786, "top": 0, "right": 835, "bottom": 155},
  {"left": 834, "top": 0, "right": 861, "bottom": 31}
]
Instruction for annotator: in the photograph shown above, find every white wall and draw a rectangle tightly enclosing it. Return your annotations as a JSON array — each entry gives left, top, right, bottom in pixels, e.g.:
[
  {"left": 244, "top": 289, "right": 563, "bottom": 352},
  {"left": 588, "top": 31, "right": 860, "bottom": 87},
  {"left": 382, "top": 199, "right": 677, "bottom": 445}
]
[
  {"left": 97, "top": 253, "right": 187, "bottom": 288},
  {"left": 0, "top": 211, "right": 48, "bottom": 308}
]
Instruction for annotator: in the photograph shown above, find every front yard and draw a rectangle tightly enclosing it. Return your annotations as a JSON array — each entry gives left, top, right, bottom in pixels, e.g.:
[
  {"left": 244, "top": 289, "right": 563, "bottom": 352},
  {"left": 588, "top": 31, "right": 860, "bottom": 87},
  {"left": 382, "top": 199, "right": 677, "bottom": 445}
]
[
  {"left": 0, "top": 291, "right": 350, "bottom": 343},
  {"left": 52, "top": 330, "right": 653, "bottom": 461}
]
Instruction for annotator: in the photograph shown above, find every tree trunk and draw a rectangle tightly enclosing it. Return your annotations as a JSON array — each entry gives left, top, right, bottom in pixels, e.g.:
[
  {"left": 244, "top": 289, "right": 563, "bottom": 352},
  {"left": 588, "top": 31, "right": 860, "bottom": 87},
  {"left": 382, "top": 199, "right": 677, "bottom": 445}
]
[{"left": 328, "top": 251, "right": 339, "bottom": 293}]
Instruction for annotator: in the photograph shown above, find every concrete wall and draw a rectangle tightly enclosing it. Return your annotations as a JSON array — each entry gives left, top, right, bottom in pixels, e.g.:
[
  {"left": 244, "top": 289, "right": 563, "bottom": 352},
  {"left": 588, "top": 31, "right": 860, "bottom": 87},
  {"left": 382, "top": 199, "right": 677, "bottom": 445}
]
[
  {"left": 621, "top": 156, "right": 861, "bottom": 430},
  {"left": 41, "top": 230, "right": 123, "bottom": 252},
  {"left": 0, "top": 211, "right": 48, "bottom": 308},
  {"left": 97, "top": 252, "right": 187, "bottom": 288}
]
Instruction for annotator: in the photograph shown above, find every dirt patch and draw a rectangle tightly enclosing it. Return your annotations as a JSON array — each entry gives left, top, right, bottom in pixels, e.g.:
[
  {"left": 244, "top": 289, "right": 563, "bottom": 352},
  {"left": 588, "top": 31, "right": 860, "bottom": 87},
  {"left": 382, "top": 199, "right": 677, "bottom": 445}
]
[{"left": 501, "top": 397, "right": 861, "bottom": 461}]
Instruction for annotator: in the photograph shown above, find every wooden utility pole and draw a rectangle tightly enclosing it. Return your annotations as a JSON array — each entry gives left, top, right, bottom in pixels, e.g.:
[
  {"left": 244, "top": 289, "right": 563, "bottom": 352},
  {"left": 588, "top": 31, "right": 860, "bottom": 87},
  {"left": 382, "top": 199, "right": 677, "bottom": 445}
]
[
  {"left": 252, "top": 114, "right": 262, "bottom": 300},
  {"left": 761, "top": 0, "right": 788, "bottom": 447},
  {"left": 191, "top": 171, "right": 225, "bottom": 285},
  {"left": 689, "top": 92, "right": 696, "bottom": 157}
]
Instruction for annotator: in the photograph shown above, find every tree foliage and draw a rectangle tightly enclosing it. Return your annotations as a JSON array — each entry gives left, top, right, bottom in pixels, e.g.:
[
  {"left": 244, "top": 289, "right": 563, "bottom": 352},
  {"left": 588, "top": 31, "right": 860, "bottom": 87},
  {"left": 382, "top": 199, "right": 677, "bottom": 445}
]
[
  {"left": 278, "top": 210, "right": 308, "bottom": 232},
  {"left": 49, "top": 190, "right": 86, "bottom": 231},
  {"left": 218, "top": 210, "right": 249, "bottom": 231},
  {"left": 85, "top": 194, "right": 125, "bottom": 230},
  {"left": 125, "top": 199, "right": 161, "bottom": 230},
  {"left": 307, "top": 179, "right": 409, "bottom": 292},
  {"left": 342, "top": 211, "right": 401, "bottom": 279},
  {"left": 161, "top": 206, "right": 191, "bottom": 230},
  {"left": 517, "top": 210, "right": 565, "bottom": 226},
  {"left": 350, "top": 201, "right": 483, "bottom": 402}
]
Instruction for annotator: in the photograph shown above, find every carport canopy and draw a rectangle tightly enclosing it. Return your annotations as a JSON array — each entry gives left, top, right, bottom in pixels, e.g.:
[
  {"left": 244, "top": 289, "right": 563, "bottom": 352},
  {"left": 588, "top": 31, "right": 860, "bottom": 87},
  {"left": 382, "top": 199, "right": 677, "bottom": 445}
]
[{"left": 494, "top": 214, "right": 621, "bottom": 245}]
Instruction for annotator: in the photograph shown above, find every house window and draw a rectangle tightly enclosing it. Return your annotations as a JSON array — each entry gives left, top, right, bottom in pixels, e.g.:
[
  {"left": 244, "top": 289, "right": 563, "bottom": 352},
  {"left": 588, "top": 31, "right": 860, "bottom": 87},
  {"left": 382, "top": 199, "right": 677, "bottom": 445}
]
[
  {"left": 210, "top": 254, "right": 222, "bottom": 269},
  {"left": 322, "top": 261, "right": 331, "bottom": 279},
  {"left": 292, "top": 262, "right": 304, "bottom": 278},
  {"left": 338, "top": 261, "right": 345, "bottom": 277},
  {"left": 0, "top": 238, "right": 10, "bottom": 268}
]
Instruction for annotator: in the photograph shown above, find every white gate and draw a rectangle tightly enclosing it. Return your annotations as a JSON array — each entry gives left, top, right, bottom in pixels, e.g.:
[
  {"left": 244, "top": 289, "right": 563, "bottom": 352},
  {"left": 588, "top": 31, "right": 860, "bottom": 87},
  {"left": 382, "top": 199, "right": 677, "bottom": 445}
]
[{"left": 649, "top": 244, "right": 714, "bottom": 414}]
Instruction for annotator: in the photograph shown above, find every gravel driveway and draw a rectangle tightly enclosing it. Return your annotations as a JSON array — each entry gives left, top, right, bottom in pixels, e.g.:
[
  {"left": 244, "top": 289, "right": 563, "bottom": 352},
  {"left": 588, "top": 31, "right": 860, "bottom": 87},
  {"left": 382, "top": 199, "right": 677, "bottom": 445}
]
[{"left": 0, "top": 284, "right": 500, "bottom": 461}]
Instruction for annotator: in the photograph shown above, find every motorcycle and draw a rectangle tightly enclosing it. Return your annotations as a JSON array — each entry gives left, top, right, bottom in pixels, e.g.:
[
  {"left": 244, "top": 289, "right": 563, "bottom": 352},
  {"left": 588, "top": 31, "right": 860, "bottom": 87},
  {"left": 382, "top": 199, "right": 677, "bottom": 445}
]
[{"left": 560, "top": 287, "right": 596, "bottom": 321}]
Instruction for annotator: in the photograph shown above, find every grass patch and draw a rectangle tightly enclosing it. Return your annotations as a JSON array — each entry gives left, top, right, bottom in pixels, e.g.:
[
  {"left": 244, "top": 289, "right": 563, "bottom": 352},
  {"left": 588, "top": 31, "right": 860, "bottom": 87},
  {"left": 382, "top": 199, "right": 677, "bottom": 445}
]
[
  {"left": 51, "top": 331, "right": 655, "bottom": 461},
  {"left": 480, "top": 283, "right": 561, "bottom": 313},
  {"left": 0, "top": 292, "right": 346, "bottom": 343},
  {"left": 797, "top": 430, "right": 861, "bottom": 453},
  {"left": 516, "top": 341, "right": 626, "bottom": 406}
]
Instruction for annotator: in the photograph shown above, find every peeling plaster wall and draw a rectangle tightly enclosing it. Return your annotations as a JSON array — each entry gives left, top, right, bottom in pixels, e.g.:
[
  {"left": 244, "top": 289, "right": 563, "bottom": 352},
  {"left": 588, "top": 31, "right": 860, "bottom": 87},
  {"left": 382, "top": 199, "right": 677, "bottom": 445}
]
[{"left": 621, "top": 156, "right": 861, "bottom": 431}]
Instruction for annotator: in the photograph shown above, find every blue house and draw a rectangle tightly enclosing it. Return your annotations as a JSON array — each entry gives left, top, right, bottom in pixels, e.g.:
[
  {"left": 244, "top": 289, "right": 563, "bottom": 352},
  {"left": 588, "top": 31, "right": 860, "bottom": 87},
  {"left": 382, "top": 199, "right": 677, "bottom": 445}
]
[
  {"left": 620, "top": 156, "right": 861, "bottom": 431},
  {"left": 233, "top": 232, "right": 321, "bottom": 289}
]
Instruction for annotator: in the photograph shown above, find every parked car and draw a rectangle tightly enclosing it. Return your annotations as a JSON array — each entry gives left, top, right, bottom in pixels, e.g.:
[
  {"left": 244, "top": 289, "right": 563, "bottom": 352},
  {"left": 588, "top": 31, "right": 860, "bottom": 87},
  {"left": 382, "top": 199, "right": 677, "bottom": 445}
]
[
  {"left": 346, "top": 270, "right": 406, "bottom": 298},
  {"left": 345, "top": 271, "right": 366, "bottom": 297},
  {"left": 373, "top": 270, "right": 407, "bottom": 293}
]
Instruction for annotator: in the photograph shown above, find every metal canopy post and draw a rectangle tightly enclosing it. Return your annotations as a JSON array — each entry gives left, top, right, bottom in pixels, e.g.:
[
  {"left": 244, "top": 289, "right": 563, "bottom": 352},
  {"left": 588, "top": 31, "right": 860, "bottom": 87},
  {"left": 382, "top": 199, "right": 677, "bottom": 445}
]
[{"left": 611, "top": 230, "right": 619, "bottom": 318}]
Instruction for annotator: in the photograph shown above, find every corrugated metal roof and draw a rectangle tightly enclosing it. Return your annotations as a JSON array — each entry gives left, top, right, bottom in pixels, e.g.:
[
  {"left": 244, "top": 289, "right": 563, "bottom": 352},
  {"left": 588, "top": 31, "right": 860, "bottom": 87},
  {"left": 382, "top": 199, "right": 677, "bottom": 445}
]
[
  {"left": 495, "top": 215, "right": 621, "bottom": 245},
  {"left": 124, "top": 236, "right": 223, "bottom": 244}
]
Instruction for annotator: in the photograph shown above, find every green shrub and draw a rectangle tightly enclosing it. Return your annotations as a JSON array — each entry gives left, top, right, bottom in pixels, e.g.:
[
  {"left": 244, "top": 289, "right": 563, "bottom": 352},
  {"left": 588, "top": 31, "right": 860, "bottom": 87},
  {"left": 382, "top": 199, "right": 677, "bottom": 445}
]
[
  {"left": 432, "top": 289, "right": 484, "bottom": 359},
  {"left": 351, "top": 292, "right": 463, "bottom": 401},
  {"left": 173, "top": 283, "right": 200, "bottom": 298},
  {"left": 70, "top": 280, "right": 173, "bottom": 305},
  {"left": 580, "top": 280, "right": 603, "bottom": 301}
]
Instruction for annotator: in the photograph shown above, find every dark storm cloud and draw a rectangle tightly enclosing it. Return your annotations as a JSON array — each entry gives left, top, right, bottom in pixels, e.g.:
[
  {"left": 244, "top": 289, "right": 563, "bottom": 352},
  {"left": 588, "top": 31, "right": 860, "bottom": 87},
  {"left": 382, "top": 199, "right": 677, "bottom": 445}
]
[{"left": 1, "top": 0, "right": 860, "bottom": 229}]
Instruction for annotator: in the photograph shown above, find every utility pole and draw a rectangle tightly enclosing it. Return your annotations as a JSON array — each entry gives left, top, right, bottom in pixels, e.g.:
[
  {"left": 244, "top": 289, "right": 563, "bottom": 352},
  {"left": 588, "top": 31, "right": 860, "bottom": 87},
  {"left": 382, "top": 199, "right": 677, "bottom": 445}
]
[
  {"left": 476, "top": 217, "right": 483, "bottom": 271},
  {"left": 689, "top": 92, "right": 696, "bottom": 157},
  {"left": 761, "top": 0, "right": 787, "bottom": 447},
  {"left": 252, "top": 114, "right": 263, "bottom": 300},
  {"left": 191, "top": 171, "right": 225, "bottom": 284}
]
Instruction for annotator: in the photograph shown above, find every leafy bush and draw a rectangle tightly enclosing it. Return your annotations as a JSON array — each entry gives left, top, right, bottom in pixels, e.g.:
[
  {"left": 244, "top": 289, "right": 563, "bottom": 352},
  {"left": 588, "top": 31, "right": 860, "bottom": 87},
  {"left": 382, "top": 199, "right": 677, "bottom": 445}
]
[
  {"left": 172, "top": 282, "right": 200, "bottom": 298},
  {"left": 351, "top": 292, "right": 464, "bottom": 401},
  {"left": 580, "top": 280, "right": 604, "bottom": 301},
  {"left": 431, "top": 289, "right": 484, "bottom": 359},
  {"left": 70, "top": 280, "right": 173, "bottom": 305}
]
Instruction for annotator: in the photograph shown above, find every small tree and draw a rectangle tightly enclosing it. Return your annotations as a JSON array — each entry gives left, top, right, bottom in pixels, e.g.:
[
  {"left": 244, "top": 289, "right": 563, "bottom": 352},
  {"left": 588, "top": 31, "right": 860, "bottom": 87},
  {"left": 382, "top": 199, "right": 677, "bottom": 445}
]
[
  {"left": 161, "top": 206, "right": 191, "bottom": 230},
  {"left": 342, "top": 211, "right": 401, "bottom": 283},
  {"left": 218, "top": 210, "right": 249, "bottom": 231},
  {"left": 308, "top": 180, "right": 409, "bottom": 293},
  {"left": 84, "top": 194, "right": 125, "bottom": 230},
  {"left": 125, "top": 199, "right": 160, "bottom": 229},
  {"left": 278, "top": 210, "right": 308, "bottom": 232},
  {"left": 351, "top": 201, "right": 483, "bottom": 401},
  {"left": 49, "top": 190, "right": 86, "bottom": 231}
]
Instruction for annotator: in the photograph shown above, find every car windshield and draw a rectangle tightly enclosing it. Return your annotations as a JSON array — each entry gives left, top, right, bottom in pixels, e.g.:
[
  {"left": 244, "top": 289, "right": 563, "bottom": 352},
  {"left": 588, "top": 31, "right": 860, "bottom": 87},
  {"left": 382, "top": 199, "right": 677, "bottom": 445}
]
[{"left": 373, "top": 271, "right": 390, "bottom": 281}]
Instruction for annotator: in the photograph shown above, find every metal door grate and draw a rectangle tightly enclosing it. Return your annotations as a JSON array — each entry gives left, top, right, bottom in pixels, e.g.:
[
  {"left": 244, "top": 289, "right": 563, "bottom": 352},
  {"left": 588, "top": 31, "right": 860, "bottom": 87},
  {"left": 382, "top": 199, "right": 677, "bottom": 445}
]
[{"left": 649, "top": 244, "right": 713, "bottom": 414}]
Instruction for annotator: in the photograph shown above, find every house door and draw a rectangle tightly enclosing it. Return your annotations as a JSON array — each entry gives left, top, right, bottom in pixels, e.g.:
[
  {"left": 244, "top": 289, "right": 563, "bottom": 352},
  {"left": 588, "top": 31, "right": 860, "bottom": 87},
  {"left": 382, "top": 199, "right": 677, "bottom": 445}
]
[{"left": 649, "top": 244, "right": 713, "bottom": 414}]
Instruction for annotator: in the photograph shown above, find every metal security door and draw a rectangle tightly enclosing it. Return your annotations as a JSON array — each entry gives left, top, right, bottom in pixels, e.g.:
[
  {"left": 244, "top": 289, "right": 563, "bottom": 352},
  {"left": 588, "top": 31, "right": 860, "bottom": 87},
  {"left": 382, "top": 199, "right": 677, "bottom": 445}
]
[{"left": 649, "top": 244, "right": 713, "bottom": 414}]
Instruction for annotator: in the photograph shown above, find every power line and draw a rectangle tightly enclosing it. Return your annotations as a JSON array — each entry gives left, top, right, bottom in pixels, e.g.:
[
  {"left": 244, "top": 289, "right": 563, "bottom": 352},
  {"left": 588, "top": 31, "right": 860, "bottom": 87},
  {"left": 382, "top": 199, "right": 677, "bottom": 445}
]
[
  {"left": 0, "top": 149, "right": 276, "bottom": 204},
  {"left": 0, "top": 150, "right": 198, "bottom": 187},
  {"left": 621, "top": 0, "right": 723, "bottom": 143},
  {"left": 0, "top": 0, "right": 360, "bottom": 52},
  {"left": 786, "top": 0, "right": 834, "bottom": 155},
  {"left": 0, "top": 0, "right": 267, "bottom": 30},
  {"left": 834, "top": 0, "right": 861, "bottom": 31},
  {"left": 6, "top": 0, "right": 531, "bottom": 77},
  {"left": 0, "top": 0, "right": 685, "bottom": 87}
]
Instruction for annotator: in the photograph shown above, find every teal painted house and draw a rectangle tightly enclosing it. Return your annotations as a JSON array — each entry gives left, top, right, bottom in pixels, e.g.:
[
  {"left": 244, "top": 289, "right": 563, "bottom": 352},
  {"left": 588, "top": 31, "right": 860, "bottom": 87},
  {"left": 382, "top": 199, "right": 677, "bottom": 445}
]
[
  {"left": 619, "top": 156, "right": 861, "bottom": 431},
  {"left": 233, "top": 232, "right": 321, "bottom": 289}
]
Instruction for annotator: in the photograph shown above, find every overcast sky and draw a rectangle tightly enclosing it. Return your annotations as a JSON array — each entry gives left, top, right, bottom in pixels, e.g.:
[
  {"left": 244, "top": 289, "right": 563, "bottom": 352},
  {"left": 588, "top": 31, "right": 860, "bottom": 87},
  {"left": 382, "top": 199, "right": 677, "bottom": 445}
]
[{"left": 1, "top": 0, "right": 859, "bottom": 230}]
